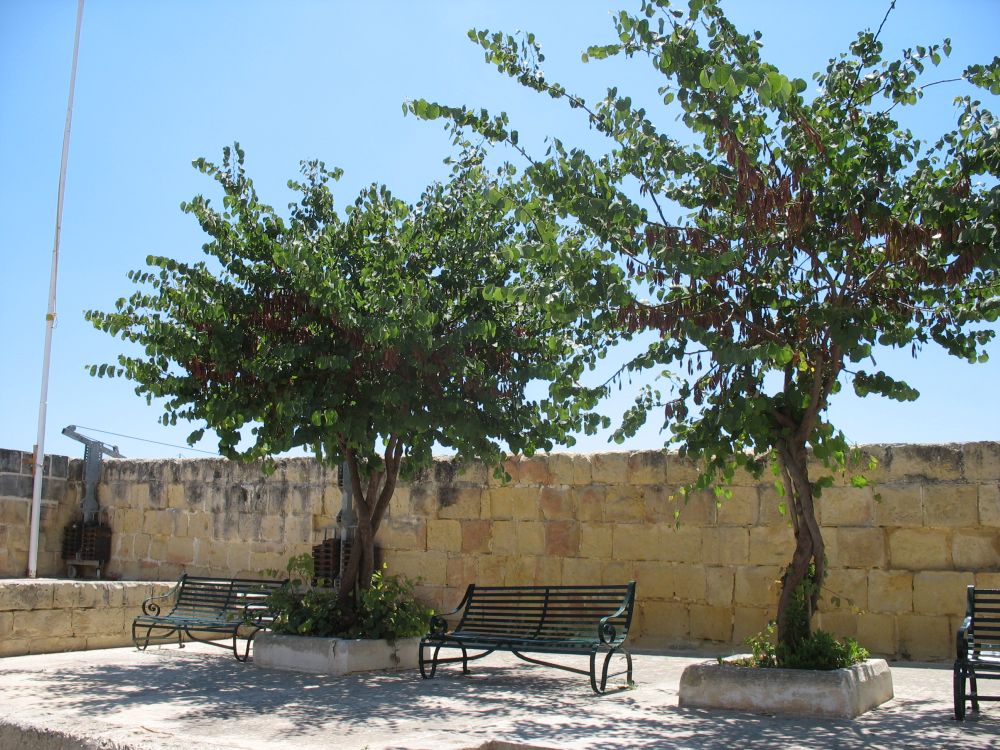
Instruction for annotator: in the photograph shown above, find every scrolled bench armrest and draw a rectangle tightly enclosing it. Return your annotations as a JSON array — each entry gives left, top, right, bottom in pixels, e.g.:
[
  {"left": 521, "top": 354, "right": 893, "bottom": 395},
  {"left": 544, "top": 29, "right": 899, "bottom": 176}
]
[
  {"left": 597, "top": 592, "right": 634, "bottom": 645},
  {"left": 141, "top": 581, "right": 181, "bottom": 617},
  {"left": 428, "top": 614, "right": 450, "bottom": 636}
]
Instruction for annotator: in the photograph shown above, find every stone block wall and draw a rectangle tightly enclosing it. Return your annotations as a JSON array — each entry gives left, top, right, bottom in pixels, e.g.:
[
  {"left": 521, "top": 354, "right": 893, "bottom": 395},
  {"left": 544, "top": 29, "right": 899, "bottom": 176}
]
[
  {"left": 0, "top": 442, "right": 997, "bottom": 659},
  {"left": 0, "top": 448, "right": 76, "bottom": 576},
  {"left": 0, "top": 580, "right": 172, "bottom": 657}
]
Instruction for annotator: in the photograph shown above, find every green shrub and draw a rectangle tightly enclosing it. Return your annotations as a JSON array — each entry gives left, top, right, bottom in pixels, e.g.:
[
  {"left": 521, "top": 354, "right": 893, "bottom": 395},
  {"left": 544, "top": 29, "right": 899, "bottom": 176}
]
[
  {"left": 266, "top": 555, "right": 432, "bottom": 641},
  {"left": 738, "top": 567, "right": 870, "bottom": 670}
]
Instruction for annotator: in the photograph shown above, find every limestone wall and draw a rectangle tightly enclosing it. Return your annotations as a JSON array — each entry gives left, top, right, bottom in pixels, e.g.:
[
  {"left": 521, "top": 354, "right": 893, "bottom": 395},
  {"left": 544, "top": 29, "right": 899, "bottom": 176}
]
[
  {"left": 0, "top": 580, "right": 172, "bottom": 657},
  {"left": 0, "top": 443, "right": 997, "bottom": 659}
]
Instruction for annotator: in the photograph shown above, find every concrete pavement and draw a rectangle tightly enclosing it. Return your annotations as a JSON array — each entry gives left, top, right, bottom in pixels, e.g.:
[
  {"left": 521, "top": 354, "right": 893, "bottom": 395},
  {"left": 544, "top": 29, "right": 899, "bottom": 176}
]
[{"left": 0, "top": 643, "right": 996, "bottom": 749}]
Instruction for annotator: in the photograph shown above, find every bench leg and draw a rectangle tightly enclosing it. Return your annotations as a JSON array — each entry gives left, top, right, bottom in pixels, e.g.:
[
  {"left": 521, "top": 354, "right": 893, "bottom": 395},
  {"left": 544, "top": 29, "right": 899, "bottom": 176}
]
[
  {"left": 970, "top": 668, "right": 979, "bottom": 714},
  {"left": 954, "top": 664, "right": 966, "bottom": 721},
  {"left": 420, "top": 643, "right": 474, "bottom": 679},
  {"left": 591, "top": 648, "right": 634, "bottom": 695}
]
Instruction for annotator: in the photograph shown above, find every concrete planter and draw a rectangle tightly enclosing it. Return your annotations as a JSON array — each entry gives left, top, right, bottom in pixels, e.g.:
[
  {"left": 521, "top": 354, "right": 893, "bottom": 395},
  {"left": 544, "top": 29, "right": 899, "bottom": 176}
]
[
  {"left": 678, "top": 658, "right": 893, "bottom": 718},
  {"left": 254, "top": 633, "right": 420, "bottom": 675}
]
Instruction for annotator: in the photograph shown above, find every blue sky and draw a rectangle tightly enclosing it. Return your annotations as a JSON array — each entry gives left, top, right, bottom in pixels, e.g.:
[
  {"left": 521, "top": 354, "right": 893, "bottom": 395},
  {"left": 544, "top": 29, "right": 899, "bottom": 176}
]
[{"left": 1, "top": 0, "right": 997, "bottom": 460}]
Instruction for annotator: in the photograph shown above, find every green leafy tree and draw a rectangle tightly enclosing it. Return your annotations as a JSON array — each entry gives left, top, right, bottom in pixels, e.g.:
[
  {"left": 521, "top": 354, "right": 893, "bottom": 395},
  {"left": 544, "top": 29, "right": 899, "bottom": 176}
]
[
  {"left": 87, "top": 144, "right": 604, "bottom": 602},
  {"left": 411, "top": 0, "right": 1000, "bottom": 651}
]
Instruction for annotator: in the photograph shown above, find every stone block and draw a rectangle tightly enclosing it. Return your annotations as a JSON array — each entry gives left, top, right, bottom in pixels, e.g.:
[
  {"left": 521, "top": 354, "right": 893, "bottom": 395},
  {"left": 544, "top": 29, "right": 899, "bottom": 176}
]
[
  {"left": 128, "top": 483, "right": 151, "bottom": 506},
  {"left": 166, "top": 536, "right": 195, "bottom": 565},
  {"left": 981, "top": 484, "right": 1000, "bottom": 527},
  {"left": 446, "top": 555, "right": 478, "bottom": 589},
  {"left": 758, "top": 485, "right": 792, "bottom": 526},
  {"left": 856, "top": 612, "right": 896, "bottom": 656},
  {"left": 734, "top": 566, "right": 781, "bottom": 608},
  {"left": 705, "top": 566, "right": 735, "bottom": 607},
  {"left": 544, "top": 521, "right": 580, "bottom": 557},
  {"left": 562, "top": 557, "right": 606, "bottom": 586},
  {"left": 717, "top": 486, "right": 759, "bottom": 526},
  {"left": 952, "top": 530, "right": 1000, "bottom": 569},
  {"left": 505, "top": 555, "right": 540, "bottom": 586},
  {"left": 867, "top": 570, "right": 913, "bottom": 614},
  {"left": 516, "top": 521, "right": 545, "bottom": 556},
  {"left": 571, "top": 455, "right": 593, "bottom": 485},
  {"left": 689, "top": 604, "right": 732, "bottom": 642},
  {"left": 671, "top": 563, "right": 708, "bottom": 602},
  {"left": 661, "top": 527, "right": 704, "bottom": 563},
  {"left": 518, "top": 456, "right": 553, "bottom": 485},
  {"left": 888, "top": 528, "right": 951, "bottom": 570},
  {"left": 884, "top": 444, "right": 963, "bottom": 482},
  {"left": 536, "top": 556, "right": 563, "bottom": 584},
  {"left": 732, "top": 607, "right": 771, "bottom": 645},
  {"left": 628, "top": 451, "right": 666, "bottom": 485},
  {"left": 71, "top": 607, "right": 125, "bottom": 637},
  {"left": 823, "top": 569, "right": 868, "bottom": 611},
  {"left": 668, "top": 489, "right": 717, "bottom": 526},
  {"left": 665, "top": 454, "right": 702, "bottom": 485},
  {"left": 590, "top": 452, "right": 629, "bottom": 485},
  {"left": 29, "top": 637, "right": 83, "bottom": 655},
  {"left": 834, "top": 528, "right": 887, "bottom": 570},
  {"left": 913, "top": 571, "right": 974, "bottom": 616},
  {"left": 579, "top": 524, "right": 613, "bottom": 559},
  {"left": 11, "top": 608, "right": 72, "bottom": 638},
  {"left": 574, "top": 485, "right": 606, "bottom": 522},
  {"left": 488, "top": 487, "right": 539, "bottom": 521},
  {"left": 815, "top": 611, "right": 858, "bottom": 638},
  {"left": 702, "top": 527, "right": 749, "bottom": 565},
  {"left": 612, "top": 524, "right": 663, "bottom": 562},
  {"left": 818, "top": 486, "right": 874, "bottom": 526},
  {"left": 601, "top": 560, "right": 636, "bottom": 586},
  {"left": 0, "top": 637, "right": 29, "bottom": 658},
  {"left": 461, "top": 520, "right": 492, "bottom": 554},
  {"left": 385, "top": 550, "right": 447, "bottom": 586},
  {"left": 874, "top": 484, "right": 924, "bottom": 527},
  {"left": 897, "top": 614, "right": 951, "bottom": 659},
  {"left": 748, "top": 525, "right": 794, "bottom": 566},
  {"left": 638, "top": 600, "right": 689, "bottom": 644},
  {"left": 603, "top": 485, "right": 645, "bottom": 523},
  {"left": 633, "top": 560, "right": 674, "bottom": 599},
  {"left": 964, "top": 443, "right": 1000, "bottom": 482},
  {"left": 379, "top": 518, "right": 425, "bottom": 551},
  {"left": 0, "top": 582, "right": 55, "bottom": 612},
  {"left": 491, "top": 520, "right": 517, "bottom": 555},
  {"left": 427, "top": 520, "right": 462, "bottom": 553},
  {"left": 437, "top": 487, "right": 484, "bottom": 520},
  {"left": 539, "top": 487, "right": 576, "bottom": 520},
  {"left": 546, "top": 453, "right": 576, "bottom": 486},
  {"left": 476, "top": 555, "right": 509, "bottom": 586},
  {"left": 453, "top": 459, "right": 489, "bottom": 485},
  {"left": 923, "top": 484, "right": 979, "bottom": 527}
]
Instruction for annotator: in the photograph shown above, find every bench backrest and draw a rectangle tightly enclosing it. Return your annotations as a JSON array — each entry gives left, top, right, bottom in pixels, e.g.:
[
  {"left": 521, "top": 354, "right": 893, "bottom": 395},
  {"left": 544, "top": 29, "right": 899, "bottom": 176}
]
[
  {"left": 456, "top": 583, "right": 635, "bottom": 645},
  {"left": 965, "top": 587, "right": 1000, "bottom": 653},
  {"left": 171, "top": 576, "right": 286, "bottom": 620}
]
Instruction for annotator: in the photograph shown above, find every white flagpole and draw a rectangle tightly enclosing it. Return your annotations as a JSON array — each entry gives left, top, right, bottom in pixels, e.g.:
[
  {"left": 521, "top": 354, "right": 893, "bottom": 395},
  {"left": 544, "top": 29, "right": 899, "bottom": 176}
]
[{"left": 28, "top": 0, "right": 85, "bottom": 578}]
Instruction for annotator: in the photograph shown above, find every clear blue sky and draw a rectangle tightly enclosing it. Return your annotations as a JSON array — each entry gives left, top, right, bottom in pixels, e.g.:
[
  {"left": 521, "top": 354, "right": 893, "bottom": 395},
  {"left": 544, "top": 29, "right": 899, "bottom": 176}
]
[{"left": 1, "top": 0, "right": 997, "bottom": 460}]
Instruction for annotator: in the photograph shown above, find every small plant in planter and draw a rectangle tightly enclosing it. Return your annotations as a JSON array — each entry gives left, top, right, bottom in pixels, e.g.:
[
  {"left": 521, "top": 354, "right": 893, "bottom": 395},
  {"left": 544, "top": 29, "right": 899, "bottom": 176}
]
[
  {"left": 738, "top": 572, "right": 869, "bottom": 670},
  {"left": 266, "top": 554, "right": 432, "bottom": 641}
]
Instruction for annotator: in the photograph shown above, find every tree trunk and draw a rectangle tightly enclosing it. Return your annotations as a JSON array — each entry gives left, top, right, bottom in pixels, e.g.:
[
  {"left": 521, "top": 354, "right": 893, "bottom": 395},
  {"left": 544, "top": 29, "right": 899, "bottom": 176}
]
[
  {"left": 336, "top": 437, "right": 404, "bottom": 604},
  {"left": 775, "top": 437, "right": 825, "bottom": 651}
]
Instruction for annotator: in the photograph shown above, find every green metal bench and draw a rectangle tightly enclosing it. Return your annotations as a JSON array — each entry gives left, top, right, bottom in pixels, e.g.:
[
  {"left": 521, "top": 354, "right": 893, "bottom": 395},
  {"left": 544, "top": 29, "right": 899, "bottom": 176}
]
[
  {"left": 955, "top": 586, "right": 1000, "bottom": 720},
  {"left": 133, "top": 574, "right": 287, "bottom": 662},
  {"left": 419, "top": 582, "right": 636, "bottom": 694}
]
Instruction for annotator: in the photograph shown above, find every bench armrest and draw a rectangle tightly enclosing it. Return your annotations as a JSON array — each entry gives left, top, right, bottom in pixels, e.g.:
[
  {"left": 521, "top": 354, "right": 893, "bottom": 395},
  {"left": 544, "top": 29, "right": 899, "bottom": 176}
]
[
  {"left": 956, "top": 615, "right": 973, "bottom": 662},
  {"left": 140, "top": 580, "right": 182, "bottom": 617},
  {"left": 597, "top": 590, "right": 635, "bottom": 645},
  {"left": 428, "top": 584, "right": 475, "bottom": 636}
]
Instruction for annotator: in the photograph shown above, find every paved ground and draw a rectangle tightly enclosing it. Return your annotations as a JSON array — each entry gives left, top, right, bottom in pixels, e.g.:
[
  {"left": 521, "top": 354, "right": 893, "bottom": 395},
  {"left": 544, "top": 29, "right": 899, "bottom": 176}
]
[{"left": 0, "top": 644, "right": 997, "bottom": 750}]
